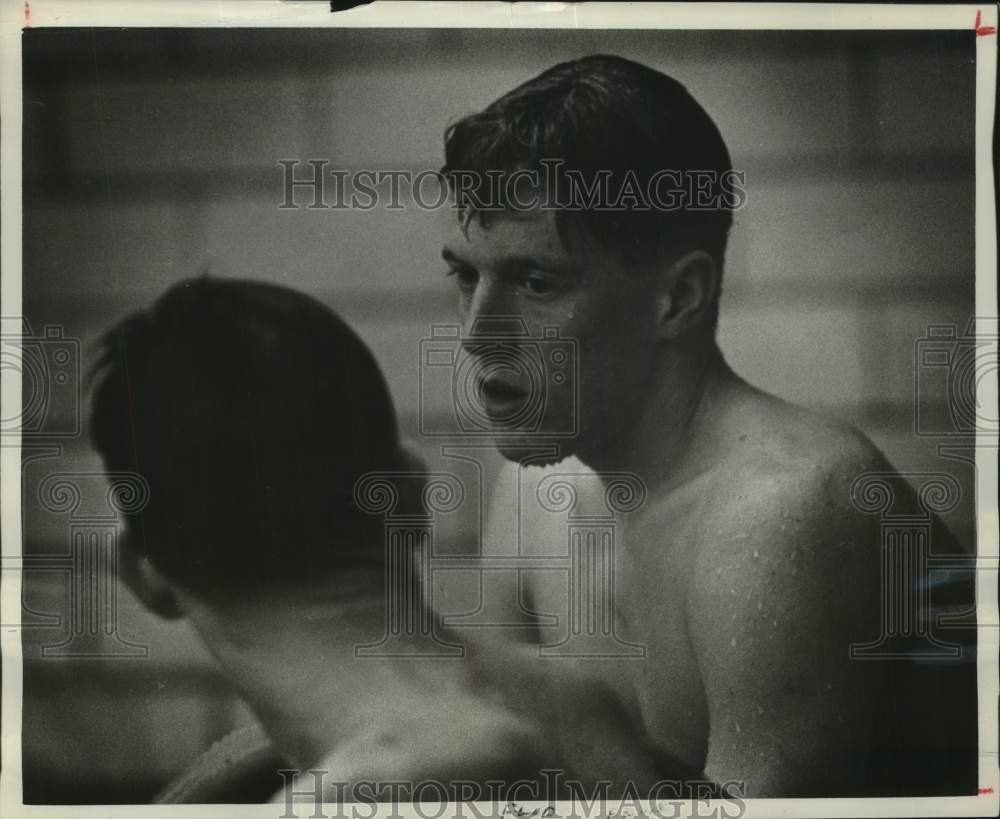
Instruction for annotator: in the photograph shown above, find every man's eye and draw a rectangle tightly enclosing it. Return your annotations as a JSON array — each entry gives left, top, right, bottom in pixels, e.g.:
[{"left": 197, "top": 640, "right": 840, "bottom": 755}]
[
  {"left": 446, "top": 267, "right": 479, "bottom": 288},
  {"left": 519, "top": 273, "right": 556, "bottom": 296}
]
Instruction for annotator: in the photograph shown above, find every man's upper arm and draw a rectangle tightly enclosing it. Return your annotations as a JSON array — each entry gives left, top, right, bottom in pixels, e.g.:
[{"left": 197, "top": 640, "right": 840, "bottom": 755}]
[{"left": 688, "top": 460, "right": 888, "bottom": 796}]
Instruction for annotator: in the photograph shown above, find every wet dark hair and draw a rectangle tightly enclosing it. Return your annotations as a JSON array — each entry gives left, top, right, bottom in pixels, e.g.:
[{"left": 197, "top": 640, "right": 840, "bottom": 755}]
[
  {"left": 90, "top": 277, "right": 401, "bottom": 598},
  {"left": 442, "top": 54, "right": 735, "bottom": 330}
]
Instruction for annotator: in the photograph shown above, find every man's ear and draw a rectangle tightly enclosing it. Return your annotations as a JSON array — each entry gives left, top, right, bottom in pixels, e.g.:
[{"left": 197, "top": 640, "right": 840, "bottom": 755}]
[
  {"left": 655, "top": 250, "right": 719, "bottom": 340},
  {"left": 118, "top": 539, "right": 185, "bottom": 620}
]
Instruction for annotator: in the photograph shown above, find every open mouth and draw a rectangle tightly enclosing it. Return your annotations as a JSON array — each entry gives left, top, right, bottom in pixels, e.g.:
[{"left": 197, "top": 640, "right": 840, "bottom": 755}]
[{"left": 477, "top": 377, "right": 530, "bottom": 417}]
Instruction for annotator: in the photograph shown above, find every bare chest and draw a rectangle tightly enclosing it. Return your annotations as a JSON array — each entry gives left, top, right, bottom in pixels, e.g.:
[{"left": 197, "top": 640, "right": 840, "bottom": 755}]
[{"left": 523, "top": 507, "right": 710, "bottom": 770}]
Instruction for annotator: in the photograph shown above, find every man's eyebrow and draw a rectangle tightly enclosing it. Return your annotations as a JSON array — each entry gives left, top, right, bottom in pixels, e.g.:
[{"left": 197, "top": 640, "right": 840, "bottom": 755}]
[
  {"left": 500, "top": 254, "right": 567, "bottom": 272},
  {"left": 442, "top": 248, "right": 571, "bottom": 275}
]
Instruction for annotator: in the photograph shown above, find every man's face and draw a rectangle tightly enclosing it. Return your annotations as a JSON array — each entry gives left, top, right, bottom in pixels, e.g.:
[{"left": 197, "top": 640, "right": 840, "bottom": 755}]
[{"left": 439, "top": 207, "right": 660, "bottom": 466}]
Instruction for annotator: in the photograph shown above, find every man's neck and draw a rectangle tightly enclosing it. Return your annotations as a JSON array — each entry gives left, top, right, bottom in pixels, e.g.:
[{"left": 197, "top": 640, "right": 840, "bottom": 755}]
[
  {"left": 584, "top": 340, "right": 739, "bottom": 492},
  {"left": 177, "top": 570, "right": 458, "bottom": 769}
]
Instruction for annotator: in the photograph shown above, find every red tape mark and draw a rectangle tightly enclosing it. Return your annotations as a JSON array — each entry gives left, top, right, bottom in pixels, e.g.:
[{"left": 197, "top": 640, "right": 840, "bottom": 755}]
[
  {"left": 979, "top": 786, "right": 995, "bottom": 794},
  {"left": 23, "top": 1, "right": 30, "bottom": 28},
  {"left": 976, "top": 10, "right": 996, "bottom": 36}
]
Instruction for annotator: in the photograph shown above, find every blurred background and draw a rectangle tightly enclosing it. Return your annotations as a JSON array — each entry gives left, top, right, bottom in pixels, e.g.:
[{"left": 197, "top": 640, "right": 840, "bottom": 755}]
[{"left": 18, "top": 27, "right": 976, "bottom": 803}]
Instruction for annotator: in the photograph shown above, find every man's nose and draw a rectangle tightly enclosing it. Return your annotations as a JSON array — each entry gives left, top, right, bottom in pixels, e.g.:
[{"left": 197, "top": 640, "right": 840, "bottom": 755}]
[
  {"left": 461, "top": 279, "right": 521, "bottom": 335},
  {"left": 460, "top": 282, "right": 528, "bottom": 353}
]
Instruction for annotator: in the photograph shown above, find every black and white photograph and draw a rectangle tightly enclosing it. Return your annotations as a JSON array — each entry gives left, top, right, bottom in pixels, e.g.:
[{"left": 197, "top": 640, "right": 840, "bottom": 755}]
[{"left": 1, "top": 2, "right": 998, "bottom": 816}]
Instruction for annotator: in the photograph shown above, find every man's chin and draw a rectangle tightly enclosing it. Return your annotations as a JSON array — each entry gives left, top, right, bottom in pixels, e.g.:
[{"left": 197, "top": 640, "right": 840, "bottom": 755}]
[{"left": 492, "top": 431, "right": 577, "bottom": 467}]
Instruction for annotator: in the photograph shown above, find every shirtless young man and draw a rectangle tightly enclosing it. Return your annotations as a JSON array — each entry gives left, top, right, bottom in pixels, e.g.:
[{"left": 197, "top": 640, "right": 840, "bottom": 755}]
[
  {"left": 437, "top": 55, "right": 977, "bottom": 798},
  {"left": 89, "top": 277, "right": 543, "bottom": 802}
]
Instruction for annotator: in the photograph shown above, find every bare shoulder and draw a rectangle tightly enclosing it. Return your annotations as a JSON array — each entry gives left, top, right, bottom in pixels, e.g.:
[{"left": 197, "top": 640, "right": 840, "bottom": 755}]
[
  {"left": 677, "top": 397, "right": 903, "bottom": 792},
  {"left": 686, "top": 395, "right": 888, "bottom": 639},
  {"left": 671, "top": 394, "right": 934, "bottom": 793},
  {"left": 702, "top": 394, "right": 888, "bottom": 547}
]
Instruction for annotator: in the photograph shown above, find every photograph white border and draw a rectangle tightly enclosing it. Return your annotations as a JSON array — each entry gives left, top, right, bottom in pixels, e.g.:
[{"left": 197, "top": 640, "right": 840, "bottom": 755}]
[{"left": 1, "top": 2, "right": 996, "bottom": 818}]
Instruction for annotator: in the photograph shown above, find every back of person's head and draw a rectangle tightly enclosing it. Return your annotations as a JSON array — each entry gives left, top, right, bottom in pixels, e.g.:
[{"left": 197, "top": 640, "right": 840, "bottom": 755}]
[
  {"left": 91, "top": 276, "right": 402, "bottom": 600},
  {"left": 442, "top": 53, "right": 735, "bottom": 331}
]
